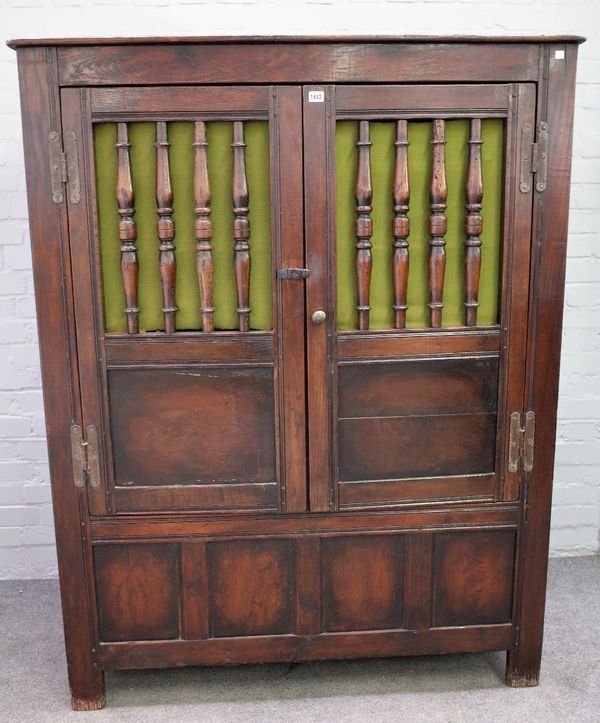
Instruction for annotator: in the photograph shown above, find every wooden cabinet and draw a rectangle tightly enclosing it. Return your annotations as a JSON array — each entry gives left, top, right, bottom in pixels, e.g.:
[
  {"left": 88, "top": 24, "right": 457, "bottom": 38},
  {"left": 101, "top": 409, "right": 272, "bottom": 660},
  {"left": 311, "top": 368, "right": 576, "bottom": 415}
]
[{"left": 9, "top": 35, "right": 582, "bottom": 710}]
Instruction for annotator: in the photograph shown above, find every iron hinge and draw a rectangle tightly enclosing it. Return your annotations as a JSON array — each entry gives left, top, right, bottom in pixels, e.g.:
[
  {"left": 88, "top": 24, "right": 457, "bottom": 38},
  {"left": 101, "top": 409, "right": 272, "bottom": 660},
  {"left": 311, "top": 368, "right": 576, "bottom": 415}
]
[
  {"left": 508, "top": 411, "right": 536, "bottom": 474},
  {"left": 48, "top": 130, "right": 81, "bottom": 205},
  {"left": 520, "top": 121, "right": 548, "bottom": 194},
  {"left": 70, "top": 424, "right": 101, "bottom": 489}
]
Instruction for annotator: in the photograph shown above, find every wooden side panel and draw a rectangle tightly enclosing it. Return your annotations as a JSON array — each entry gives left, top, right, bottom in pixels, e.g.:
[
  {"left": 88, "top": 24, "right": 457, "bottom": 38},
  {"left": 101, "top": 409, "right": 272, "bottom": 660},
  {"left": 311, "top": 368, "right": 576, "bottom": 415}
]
[
  {"left": 16, "top": 47, "right": 106, "bottom": 707},
  {"left": 108, "top": 367, "right": 276, "bottom": 487},
  {"left": 321, "top": 535, "right": 405, "bottom": 632},
  {"left": 208, "top": 539, "right": 294, "bottom": 637},
  {"left": 94, "top": 544, "right": 180, "bottom": 641},
  {"left": 433, "top": 529, "right": 515, "bottom": 627}
]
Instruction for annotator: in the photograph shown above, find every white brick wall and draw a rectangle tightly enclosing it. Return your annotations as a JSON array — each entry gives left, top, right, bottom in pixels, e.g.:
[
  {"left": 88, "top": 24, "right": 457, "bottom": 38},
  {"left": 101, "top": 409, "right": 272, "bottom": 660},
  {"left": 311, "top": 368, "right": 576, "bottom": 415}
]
[{"left": 0, "top": 0, "right": 598, "bottom": 578}]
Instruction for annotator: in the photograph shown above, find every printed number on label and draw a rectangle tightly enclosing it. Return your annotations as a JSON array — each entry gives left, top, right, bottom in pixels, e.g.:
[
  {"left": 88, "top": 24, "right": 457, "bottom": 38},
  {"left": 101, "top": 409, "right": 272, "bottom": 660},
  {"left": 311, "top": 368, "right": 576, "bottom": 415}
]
[{"left": 308, "top": 90, "right": 325, "bottom": 103}]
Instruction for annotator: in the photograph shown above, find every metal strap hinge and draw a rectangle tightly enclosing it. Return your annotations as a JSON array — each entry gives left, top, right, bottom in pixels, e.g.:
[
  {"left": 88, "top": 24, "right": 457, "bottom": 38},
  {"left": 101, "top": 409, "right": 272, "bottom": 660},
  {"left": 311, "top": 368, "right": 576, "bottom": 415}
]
[
  {"left": 508, "top": 411, "right": 536, "bottom": 474},
  {"left": 71, "top": 424, "right": 101, "bottom": 489},
  {"left": 520, "top": 122, "right": 548, "bottom": 194},
  {"left": 48, "top": 130, "right": 81, "bottom": 205}
]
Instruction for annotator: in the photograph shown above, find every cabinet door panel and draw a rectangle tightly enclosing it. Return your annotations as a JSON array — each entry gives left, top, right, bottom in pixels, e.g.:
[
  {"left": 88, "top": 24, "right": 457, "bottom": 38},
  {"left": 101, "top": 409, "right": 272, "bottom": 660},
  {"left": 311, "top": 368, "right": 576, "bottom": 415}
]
[
  {"left": 305, "top": 83, "right": 536, "bottom": 510},
  {"left": 62, "top": 86, "right": 306, "bottom": 515}
]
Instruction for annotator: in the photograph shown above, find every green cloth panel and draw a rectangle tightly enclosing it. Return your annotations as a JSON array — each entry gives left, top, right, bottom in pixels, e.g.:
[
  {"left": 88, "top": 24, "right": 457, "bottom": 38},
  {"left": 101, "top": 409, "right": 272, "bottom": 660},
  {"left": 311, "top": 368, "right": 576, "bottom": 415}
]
[
  {"left": 336, "top": 119, "right": 504, "bottom": 330},
  {"left": 94, "top": 121, "right": 272, "bottom": 332}
]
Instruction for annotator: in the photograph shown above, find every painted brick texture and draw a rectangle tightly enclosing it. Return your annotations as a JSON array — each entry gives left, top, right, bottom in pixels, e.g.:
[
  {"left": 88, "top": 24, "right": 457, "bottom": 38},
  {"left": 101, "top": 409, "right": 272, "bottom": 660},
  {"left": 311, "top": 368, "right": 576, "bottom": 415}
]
[{"left": 0, "top": 0, "right": 598, "bottom": 578}]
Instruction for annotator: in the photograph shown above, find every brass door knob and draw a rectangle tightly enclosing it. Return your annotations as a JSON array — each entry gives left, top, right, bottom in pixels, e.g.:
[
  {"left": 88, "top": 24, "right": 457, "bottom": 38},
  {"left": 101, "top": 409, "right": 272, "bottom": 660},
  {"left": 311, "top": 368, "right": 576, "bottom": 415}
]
[{"left": 312, "top": 309, "right": 327, "bottom": 325}]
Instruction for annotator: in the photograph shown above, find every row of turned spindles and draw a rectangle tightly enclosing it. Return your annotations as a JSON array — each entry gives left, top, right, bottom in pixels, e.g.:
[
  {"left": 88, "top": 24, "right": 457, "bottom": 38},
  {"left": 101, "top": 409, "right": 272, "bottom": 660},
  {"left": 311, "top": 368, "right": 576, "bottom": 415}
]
[
  {"left": 116, "top": 120, "right": 249, "bottom": 334},
  {"left": 115, "top": 118, "right": 484, "bottom": 334},
  {"left": 355, "top": 118, "right": 485, "bottom": 330}
]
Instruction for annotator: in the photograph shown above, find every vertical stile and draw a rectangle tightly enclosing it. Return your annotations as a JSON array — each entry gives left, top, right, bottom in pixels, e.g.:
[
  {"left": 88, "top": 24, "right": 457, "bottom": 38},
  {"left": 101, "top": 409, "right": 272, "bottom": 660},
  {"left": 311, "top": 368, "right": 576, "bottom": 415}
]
[
  {"left": 116, "top": 123, "right": 139, "bottom": 334},
  {"left": 232, "top": 121, "right": 251, "bottom": 332},
  {"left": 392, "top": 120, "right": 410, "bottom": 329},
  {"left": 193, "top": 121, "right": 214, "bottom": 332},
  {"left": 155, "top": 121, "right": 177, "bottom": 333},
  {"left": 428, "top": 119, "right": 447, "bottom": 328},
  {"left": 355, "top": 120, "right": 373, "bottom": 331},
  {"left": 464, "top": 118, "right": 484, "bottom": 326}
]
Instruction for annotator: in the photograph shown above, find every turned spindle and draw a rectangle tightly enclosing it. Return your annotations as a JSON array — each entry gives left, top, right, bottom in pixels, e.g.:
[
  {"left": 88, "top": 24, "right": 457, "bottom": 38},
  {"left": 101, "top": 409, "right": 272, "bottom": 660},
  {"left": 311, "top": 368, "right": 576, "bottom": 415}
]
[
  {"left": 116, "top": 123, "right": 139, "bottom": 334},
  {"left": 392, "top": 120, "right": 410, "bottom": 329},
  {"left": 464, "top": 118, "right": 484, "bottom": 326},
  {"left": 355, "top": 120, "right": 373, "bottom": 331},
  {"left": 428, "top": 119, "right": 447, "bottom": 328},
  {"left": 232, "top": 122, "right": 251, "bottom": 332},
  {"left": 155, "top": 122, "right": 177, "bottom": 334},
  {"left": 193, "top": 121, "right": 214, "bottom": 333}
]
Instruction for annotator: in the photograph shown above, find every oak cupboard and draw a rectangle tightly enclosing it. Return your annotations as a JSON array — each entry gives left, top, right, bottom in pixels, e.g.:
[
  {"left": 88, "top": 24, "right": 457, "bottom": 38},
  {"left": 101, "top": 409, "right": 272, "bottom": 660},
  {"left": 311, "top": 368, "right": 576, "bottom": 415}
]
[{"left": 9, "top": 35, "right": 582, "bottom": 710}]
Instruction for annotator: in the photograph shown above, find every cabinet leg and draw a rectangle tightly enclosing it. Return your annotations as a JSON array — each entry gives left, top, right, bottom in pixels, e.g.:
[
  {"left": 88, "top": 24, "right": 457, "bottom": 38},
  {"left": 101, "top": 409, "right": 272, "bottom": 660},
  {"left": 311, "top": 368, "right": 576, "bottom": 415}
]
[
  {"left": 69, "top": 671, "right": 106, "bottom": 711},
  {"left": 505, "top": 648, "right": 541, "bottom": 687}
]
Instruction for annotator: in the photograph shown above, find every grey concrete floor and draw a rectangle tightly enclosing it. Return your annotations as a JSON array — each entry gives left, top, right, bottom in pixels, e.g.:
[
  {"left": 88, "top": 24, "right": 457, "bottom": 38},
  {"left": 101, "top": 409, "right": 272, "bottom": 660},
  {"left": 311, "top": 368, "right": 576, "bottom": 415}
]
[{"left": 0, "top": 556, "right": 598, "bottom": 722}]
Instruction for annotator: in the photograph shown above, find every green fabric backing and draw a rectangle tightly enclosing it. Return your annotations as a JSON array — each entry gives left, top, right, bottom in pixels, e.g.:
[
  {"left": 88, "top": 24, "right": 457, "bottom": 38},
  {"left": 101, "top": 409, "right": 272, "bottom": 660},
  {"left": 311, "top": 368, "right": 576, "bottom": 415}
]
[
  {"left": 336, "top": 119, "right": 504, "bottom": 329},
  {"left": 94, "top": 121, "right": 272, "bottom": 332}
]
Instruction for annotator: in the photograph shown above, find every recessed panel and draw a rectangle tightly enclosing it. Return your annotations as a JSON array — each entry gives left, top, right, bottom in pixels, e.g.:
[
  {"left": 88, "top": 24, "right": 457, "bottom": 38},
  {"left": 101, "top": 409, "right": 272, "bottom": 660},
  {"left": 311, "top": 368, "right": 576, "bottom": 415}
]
[
  {"left": 433, "top": 529, "right": 516, "bottom": 627},
  {"left": 339, "top": 413, "right": 496, "bottom": 481},
  {"left": 339, "top": 356, "right": 498, "bottom": 418},
  {"left": 208, "top": 539, "right": 293, "bottom": 637},
  {"left": 94, "top": 543, "right": 180, "bottom": 642},
  {"left": 321, "top": 535, "right": 405, "bottom": 632},
  {"left": 109, "top": 367, "right": 276, "bottom": 487}
]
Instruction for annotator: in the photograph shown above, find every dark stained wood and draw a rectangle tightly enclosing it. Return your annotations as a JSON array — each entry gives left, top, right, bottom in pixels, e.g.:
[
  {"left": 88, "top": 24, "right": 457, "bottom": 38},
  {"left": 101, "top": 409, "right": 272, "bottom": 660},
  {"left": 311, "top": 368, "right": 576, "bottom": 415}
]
[
  {"left": 403, "top": 534, "right": 434, "bottom": 630},
  {"left": 12, "top": 37, "right": 581, "bottom": 707},
  {"left": 498, "top": 83, "right": 537, "bottom": 503},
  {"left": 98, "top": 624, "right": 516, "bottom": 670},
  {"left": 105, "top": 333, "right": 273, "bottom": 366},
  {"left": 232, "top": 121, "right": 251, "bottom": 332},
  {"left": 428, "top": 119, "right": 447, "bottom": 328},
  {"left": 208, "top": 539, "right": 293, "bottom": 637},
  {"left": 304, "top": 85, "right": 335, "bottom": 512},
  {"left": 90, "top": 85, "right": 271, "bottom": 118},
  {"left": 114, "top": 483, "right": 277, "bottom": 513},
  {"left": 339, "top": 413, "right": 497, "bottom": 482},
  {"left": 322, "top": 536, "right": 404, "bottom": 631},
  {"left": 506, "top": 43, "right": 580, "bottom": 689},
  {"left": 464, "top": 118, "right": 483, "bottom": 326},
  {"left": 338, "top": 328, "right": 500, "bottom": 359},
  {"left": 94, "top": 543, "right": 180, "bottom": 641},
  {"left": 180, "top": 542, "right": 209, "bottom": 639},
  {"left": 90, "top": 504, "right": 519, "bottom": 541},
  {"left": 433, "top": 529, "right": 515, "bottom": 626},
  {"left": 193, "top": 121, "right": 214, "bottom": 332},
  {"left": 355, "top": 120, "right": 373, "bottom": 330},
  {"left": 336, "top": 84, "right": 511, "bottom": 117},
  {"left": 339, "top": 356, "right": 499, "bottom": 418},
  {"left": 8, "top": 35, "right": 586, "bottom": 48},
  {"left": 14, "top": 47, "right": 106, "bottom": 710},
  {"left": 116, "top": 123, "right": 139, "bottom": 334},
  {"left": 108, "top": 367, "right": 276, "bottom": 487},
  {"left": 56, "top": 43, "right": 543, "bottom": 86},
  {"left": 295, "top": 537, "right": 321, "bottom": 635},
  {"left": 273, "top": 86, "right": 308, "bottom": 514},
  {"left": 155, "top": 121, "right": 177, "bottom": 333},
  {"left": 392, "top": 119, "right": 410, "bottom": 329},
  {"left": 338, "top": 475, "right": 495, "bottom": 509}
]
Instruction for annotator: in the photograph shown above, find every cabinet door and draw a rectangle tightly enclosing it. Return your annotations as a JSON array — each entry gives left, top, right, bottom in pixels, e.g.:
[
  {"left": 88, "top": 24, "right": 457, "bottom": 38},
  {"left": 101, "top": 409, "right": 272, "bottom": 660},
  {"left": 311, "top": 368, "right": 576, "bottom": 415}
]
[
  {"left": 304, "top": 83, "right": 536, "bottom": 511},
  {"left": 62, "top": 86, "right": 306, "bottom": 515}
]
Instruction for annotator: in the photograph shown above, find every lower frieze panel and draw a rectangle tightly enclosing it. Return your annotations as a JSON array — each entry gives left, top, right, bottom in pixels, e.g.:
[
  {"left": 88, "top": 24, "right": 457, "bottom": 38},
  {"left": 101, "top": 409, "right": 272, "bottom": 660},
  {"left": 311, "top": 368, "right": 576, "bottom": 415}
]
[{"left": 92, "top": 516, "right": 518, "bottom": 663}]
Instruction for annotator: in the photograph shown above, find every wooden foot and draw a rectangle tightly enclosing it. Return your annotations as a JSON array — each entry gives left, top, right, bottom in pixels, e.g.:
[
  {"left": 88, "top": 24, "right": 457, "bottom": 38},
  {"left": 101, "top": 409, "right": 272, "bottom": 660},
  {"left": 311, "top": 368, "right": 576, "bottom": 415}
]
[
  {"left": 71, "top": 693, "right": 106, "bottom": 711},
  {"left": 505, "top": 650, "right": 540, "bottom": 687}
]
